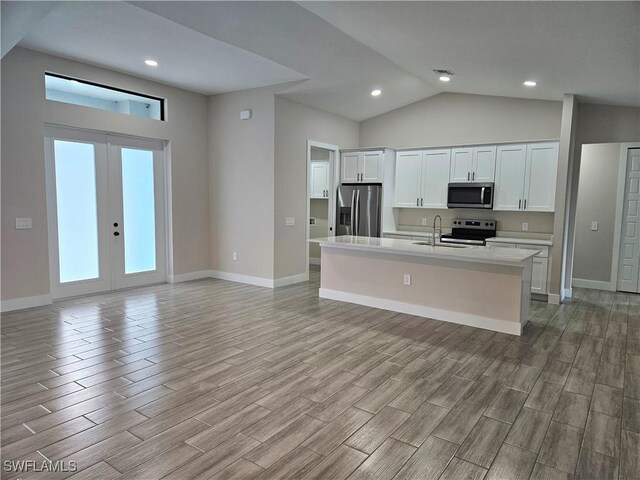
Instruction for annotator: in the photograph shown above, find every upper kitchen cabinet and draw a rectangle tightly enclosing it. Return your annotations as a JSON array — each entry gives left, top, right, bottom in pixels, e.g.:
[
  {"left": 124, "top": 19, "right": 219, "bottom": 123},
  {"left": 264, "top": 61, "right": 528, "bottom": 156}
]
[
  {"left": 494, "top": 142, "right": 558, "bottom": 212},
  {"left": 394, "top": 149, "right": 451, "bottom": 208},
  {"left": 524, "top": 143, "right": 559, "bottom": 212},
  {"left": 309, "top": 161, "right": 330, "bottom": 198},
  {"left": 450, "top": 146, "right": 496, "bottom": 182},
  {"left": 394, "top": 151, "right": 422, "bottom": 207},
  {"left": 340, "top": 150, "right": 383, "bottom": 183}
]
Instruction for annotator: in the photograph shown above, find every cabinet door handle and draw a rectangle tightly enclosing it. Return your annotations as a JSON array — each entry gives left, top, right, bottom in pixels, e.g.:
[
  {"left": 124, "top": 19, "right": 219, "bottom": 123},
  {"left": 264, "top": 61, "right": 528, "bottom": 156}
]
[
  {"left": 524, "top": 199, "right": 527, "bottom": 209},
  {"left": 467, "top": 172, "right": 470, "bottom": 181},
  {"left": 519, "top": 199, "right": 522, "bottom": 209},
  {"left": 421, "top": 198, "right": 424, "bottom": 206},
  {"left": 417, "top": 197, "right": 419, "bottom": 206},
  {"left": 472, "top": 172, "right": 475, "bottom": 181}
]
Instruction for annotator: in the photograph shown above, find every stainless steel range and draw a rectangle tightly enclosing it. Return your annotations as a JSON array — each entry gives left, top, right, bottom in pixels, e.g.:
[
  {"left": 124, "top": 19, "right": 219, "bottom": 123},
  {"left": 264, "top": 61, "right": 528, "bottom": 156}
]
[{"left": 439, "top": 218, "right": 496, "bottom": 246}]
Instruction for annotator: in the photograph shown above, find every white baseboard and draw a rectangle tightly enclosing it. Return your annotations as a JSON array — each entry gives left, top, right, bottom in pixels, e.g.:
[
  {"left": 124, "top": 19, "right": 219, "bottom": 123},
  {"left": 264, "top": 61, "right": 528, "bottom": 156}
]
[
  {"left": 167, "top": 270, "right": 212, "bottom": 284},
  {"left": 564, "top": 288, "right": 573, "bottom": 298},
  {"left": 319, "top": 288, "right": 522, "bottom": 336},
  {"left": 547, "top": 293, "right": 561, "bottom": 305},
  {"left": 1, "top": 294, "right": 53, "bottom": 313},
  {"left": 210, "top": 270, "right": 275, "bottom": 288},
  {"left": 274, "top": 273, "right": 309, "bottom": 288},
  {"left": 309, "top": 257, "right": 321, "bottom": 266},
  {"left": 571, "top": 278, "right": 614, "bottom": 291}
]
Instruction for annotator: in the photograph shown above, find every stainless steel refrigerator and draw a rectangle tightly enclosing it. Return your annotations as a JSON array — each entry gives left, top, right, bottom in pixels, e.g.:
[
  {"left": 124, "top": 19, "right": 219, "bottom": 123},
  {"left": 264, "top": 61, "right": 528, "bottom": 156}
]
[{"left": 336, "top": 183, "right": 382, "bottom": 237}]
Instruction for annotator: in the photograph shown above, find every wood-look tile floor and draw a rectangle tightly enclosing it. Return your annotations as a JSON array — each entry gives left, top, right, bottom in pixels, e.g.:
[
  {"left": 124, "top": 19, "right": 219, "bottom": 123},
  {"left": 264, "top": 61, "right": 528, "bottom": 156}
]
[{"left": 2, "top": 267, "right": 639, "bottom": 480}]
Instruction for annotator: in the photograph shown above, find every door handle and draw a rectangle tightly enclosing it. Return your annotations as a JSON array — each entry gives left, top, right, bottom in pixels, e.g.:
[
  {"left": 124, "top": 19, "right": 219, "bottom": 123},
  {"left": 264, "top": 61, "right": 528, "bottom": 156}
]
[
  {"left": 114, "top": 231, "right": 120, "bottom": 236},
  {"left": 421, "top": 198, "right": 424, "bottom": 206},
  {"left": 524, "top": 199, "right": 527, "bottom": 209},
  {"left": 480, "top": 187, "right": 485, "bottom": 204},
  {"left": 519, "top": 199, "right": 522, "bottom": 209},
  {"left": 350, "top": 190, "right": 357, "bottom": 234},
  {"left": 355, "top": 189, "right": 361, "bottom": 236},
  {"left": 472, "top": 172, "right": 475, "bottom": 181},
  {"left": 467, "top": 172, "right": 470, "bottom": 181},
  {"left": 417, "top": 197, "right": 419, "bottom": 206}
]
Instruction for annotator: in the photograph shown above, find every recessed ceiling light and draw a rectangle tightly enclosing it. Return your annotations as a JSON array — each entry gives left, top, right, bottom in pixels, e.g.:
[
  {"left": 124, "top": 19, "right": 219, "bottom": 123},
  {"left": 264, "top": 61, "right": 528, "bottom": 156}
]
[
  {"left": 145, "top": 59, "right": 159, "bottom": 67},
  {"left": 439, "top": 76, "right": 451, "bottom": 82},
  {"left": 371, "top": 89, "right": 382, "bottom": 97},
  {"left": 524, "top": 80, "right": 537, "bottom": 87}
]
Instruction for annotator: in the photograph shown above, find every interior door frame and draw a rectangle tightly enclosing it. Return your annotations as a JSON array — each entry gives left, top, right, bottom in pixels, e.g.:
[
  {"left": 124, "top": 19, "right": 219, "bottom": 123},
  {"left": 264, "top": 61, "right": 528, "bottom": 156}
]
[
  {"left": 612, "top": 143, "right": 640, "bottom": 291},
  {"left": 306, "top": 140, "right": 340, "bottom": 279},
  {"left": 44, "top": 125, "right": 169, "bottom": 300}
]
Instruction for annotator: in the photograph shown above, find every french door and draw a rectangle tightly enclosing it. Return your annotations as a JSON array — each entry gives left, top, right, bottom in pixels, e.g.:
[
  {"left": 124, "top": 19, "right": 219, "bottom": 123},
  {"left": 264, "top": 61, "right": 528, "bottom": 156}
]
[{"left": 45, "top": 127, "right": 166, "bottom": 299}]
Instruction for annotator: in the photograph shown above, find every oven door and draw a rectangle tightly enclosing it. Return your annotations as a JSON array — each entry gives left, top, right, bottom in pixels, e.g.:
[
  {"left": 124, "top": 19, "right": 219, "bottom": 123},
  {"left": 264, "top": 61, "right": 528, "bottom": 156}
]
[{"left": 447, "top": 183, "right": 494, "bottom": 209}]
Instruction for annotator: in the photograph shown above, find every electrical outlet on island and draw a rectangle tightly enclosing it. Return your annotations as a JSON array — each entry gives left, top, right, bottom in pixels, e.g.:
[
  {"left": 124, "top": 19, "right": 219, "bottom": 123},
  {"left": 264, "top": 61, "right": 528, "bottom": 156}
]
[
  {"left": 421, "top": 218, "right": 427, "bottom": 226},
  {"left": 521, "top": 222, "right": 529, "bottom": 232}
]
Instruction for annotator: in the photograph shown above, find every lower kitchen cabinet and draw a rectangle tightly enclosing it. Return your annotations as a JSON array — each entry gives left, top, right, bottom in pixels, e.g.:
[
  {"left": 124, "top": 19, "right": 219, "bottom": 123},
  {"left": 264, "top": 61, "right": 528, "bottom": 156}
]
[{"left": 486, "top": 240, "right": 549, "bottom": 295}]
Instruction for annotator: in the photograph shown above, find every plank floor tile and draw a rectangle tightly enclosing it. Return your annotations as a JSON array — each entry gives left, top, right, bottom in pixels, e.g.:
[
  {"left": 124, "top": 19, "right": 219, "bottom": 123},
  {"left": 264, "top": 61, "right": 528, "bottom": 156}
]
[{"left": 2, "top": 274, "right": 638, "bottom": 479}]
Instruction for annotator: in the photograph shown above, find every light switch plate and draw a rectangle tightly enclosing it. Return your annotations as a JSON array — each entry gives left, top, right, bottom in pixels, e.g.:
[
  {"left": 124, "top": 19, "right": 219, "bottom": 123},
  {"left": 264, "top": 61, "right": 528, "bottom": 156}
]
[
  {"left": 285, "top": 217, "right": 295, "bottom": 227},
  {"left": 232, "top": 252, "right": 238, "bottom": 261},
  {"left": 403, "top": 274, "right": 411, "bottom": 286},
  {"left": 421, "top": 218, "right": 427, "bottom": 226},
  {"left": 521, "top": 222, "right": 529, "bottom": 231},
  {"left": 591, "top": 221, "right": 599, "bottom": 231},
  {"left": 15, "top": 217, "right": 32, "bottom": 229}
]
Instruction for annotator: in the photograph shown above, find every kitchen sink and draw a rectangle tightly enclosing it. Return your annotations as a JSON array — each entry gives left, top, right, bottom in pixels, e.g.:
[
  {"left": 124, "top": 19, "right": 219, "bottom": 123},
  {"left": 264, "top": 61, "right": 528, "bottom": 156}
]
[{"left": 413, "top": 242, "right": 467, "bottom": 248}]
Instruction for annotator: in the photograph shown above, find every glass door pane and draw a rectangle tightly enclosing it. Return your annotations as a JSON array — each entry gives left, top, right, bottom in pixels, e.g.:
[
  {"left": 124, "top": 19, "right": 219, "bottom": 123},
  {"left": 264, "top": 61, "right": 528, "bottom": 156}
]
[
  {"left": 53, "top": 140, "right": 100, "bottom": 283},
  {"left": 121, "top": 148, "right": 157, "bottom": 274}
]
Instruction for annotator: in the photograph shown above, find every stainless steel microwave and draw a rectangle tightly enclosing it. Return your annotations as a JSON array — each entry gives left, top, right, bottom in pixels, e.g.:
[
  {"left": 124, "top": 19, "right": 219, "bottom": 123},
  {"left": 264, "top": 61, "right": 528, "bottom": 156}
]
[{"left": 447, "top": 182, "right": 494, "bottom": 209}]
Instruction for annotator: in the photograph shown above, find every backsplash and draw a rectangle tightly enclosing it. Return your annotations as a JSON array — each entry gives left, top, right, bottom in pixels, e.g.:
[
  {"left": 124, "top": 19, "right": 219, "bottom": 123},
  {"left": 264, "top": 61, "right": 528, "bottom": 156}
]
[{"left": 397, "top": 208, "right": 554, "bottom": 235}]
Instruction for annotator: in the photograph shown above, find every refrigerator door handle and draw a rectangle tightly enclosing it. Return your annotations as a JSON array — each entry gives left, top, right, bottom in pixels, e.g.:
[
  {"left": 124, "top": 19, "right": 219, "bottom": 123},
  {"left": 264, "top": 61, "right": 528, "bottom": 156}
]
[
  {"left": 355, "top": 189, "right": 361, "bottom": 236},
  {"left": 350, "top": 189, "right": 357, "bottom": 234}
]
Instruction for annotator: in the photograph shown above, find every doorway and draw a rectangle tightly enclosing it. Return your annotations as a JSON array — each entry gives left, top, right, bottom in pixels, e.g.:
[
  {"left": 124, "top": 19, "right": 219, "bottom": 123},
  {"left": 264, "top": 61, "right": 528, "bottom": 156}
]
[
  {"left": 45, "top": 127, "right": 166, "bottom": 299},
  {"left": 617, "top": 147, "right": 640, "bottom": 292},
  {"left": 306, "top": 141, "right": 339, "bottom": 275}
]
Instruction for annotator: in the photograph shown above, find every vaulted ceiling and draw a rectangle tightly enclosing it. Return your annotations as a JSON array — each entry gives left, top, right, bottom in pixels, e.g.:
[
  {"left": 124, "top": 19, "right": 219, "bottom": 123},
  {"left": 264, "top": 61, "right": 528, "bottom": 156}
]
[{"left": 4, "top": 1, "right": 639, "bottom": 121}]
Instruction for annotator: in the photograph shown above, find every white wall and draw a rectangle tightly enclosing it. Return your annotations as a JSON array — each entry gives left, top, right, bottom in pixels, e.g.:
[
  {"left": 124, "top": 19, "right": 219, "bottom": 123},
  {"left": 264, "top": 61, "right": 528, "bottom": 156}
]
[
  {"left": 360, "top": 92, "right": 563, "bottom": 148},
  {"left": 1, "top": 48, "right": 209, "bottom": 302},
  {"left": 274, "top": 96, "right": 359, "bottom": 279},
  {"left": 208, "top": 86, "right": 276, "bottom": 280}
]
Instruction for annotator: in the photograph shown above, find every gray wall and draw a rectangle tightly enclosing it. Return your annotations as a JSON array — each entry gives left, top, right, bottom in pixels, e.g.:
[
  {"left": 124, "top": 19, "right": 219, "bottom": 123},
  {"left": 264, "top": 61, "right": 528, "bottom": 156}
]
[
  {"left": 274, "top": 96, "right": 359, "bottom": 279},
  {"left": 209, "top": 86, "right": 276, "bottom": 280},
  {"left": 360, "top": 92, "right": 563, "bottom": 148},
  {"left": 573, "top": 143, "right": 624, "bottom": 282},
  {"left": 1, "top": 48, "right": 209, "bottom": 301}
]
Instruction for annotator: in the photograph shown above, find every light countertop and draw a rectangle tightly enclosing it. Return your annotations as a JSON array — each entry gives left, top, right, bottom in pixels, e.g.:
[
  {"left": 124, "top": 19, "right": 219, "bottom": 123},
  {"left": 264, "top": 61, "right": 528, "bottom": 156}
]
[
  {"left": 311, "top": 235, "right": 539, "bottom": 266},
  {"left": 486, "top": 237, "right": 553, "bottom": 246}
]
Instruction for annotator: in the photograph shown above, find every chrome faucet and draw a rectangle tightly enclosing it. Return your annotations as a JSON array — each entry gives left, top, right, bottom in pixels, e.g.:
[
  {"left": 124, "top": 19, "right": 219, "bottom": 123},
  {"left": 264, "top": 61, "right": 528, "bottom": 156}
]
[{"left": 431, "top": 215, "right": 442, "bottom": 246}]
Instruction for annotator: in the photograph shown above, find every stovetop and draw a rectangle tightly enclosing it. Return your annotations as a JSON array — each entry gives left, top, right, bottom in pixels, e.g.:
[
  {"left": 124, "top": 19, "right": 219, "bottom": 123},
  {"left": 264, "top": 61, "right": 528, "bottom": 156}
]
[{"left": 440, "top": 218, "right": 496, "bottom": 245}]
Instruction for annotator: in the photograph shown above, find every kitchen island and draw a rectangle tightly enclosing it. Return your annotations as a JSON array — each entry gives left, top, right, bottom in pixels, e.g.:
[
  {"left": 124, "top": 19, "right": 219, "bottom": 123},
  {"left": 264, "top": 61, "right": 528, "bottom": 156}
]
[{"left": 311, "top": 236, "right": 539, "bottom": 335}]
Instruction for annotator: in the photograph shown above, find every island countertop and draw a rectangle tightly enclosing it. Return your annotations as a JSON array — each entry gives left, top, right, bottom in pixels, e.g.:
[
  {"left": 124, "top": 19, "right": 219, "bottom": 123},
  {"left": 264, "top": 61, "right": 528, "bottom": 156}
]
[{"left": 311, "top": 235, "right": 539, "bottom": 266}]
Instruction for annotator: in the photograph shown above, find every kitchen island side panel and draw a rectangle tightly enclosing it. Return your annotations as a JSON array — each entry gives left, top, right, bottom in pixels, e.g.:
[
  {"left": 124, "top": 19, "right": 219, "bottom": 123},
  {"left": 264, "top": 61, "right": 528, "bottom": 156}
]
[{"left": 319, "top": 247, "right": 531, "bottom": 335}]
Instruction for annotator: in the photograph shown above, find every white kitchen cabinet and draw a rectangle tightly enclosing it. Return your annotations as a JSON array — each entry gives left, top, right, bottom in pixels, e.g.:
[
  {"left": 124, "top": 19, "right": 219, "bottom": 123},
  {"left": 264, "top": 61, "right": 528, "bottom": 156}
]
[
  {"left": 394, "top": 149, "right": 451, "bottom": 208},
  {"left": 394, "top": 151, "right": 423, "bottom": 207},
  {"left": 423, "top": 150, "right": 451, "bottom": 208},
  {"left": 449, "top": 146, "right": 496, "bottom": 183},
  {"left": 494, "top": 144, "right": 527, "bottom": 211},
  {"left": 494, "top": 142, "right": 558, "bottom": 212},
  {"left": 473, "top": 146, "right": 497, "bottom": 182},
  {"left": 524, "top": 143, "right": 559, "bottom": 212},
  {"left": 310, "top": 161, "right": 330, "bottom": 198},
  {"left": 486, "top": 239, "right": 549, "bottom": 294},
  {"left": 450, "top": 148, "right": 474, "bottom": 182},
  {"left": 341, "top": 150, "right": 383, "bottom": 183},
  {"left": 531, "top": 257, "right": 549, "bottom": 294}
]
